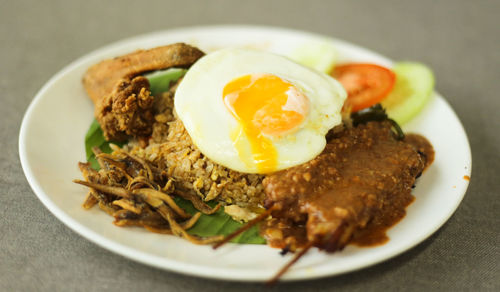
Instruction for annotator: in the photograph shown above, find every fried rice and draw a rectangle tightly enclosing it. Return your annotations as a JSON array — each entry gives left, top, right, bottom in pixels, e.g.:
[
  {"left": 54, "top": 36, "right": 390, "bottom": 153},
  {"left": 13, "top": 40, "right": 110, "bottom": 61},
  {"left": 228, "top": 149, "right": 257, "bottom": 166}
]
[{"left": 120, "top": 85, "right": 266, "bottom": 214}]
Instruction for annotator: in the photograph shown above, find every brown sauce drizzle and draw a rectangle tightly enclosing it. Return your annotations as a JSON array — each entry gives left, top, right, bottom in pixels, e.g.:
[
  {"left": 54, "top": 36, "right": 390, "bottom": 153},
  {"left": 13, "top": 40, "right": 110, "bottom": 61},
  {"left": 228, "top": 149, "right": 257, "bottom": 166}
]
[
  {"left": 260, "top": 127, "right": 434, "bottom": 249},
  {"left": 348, "top": 133, "right": 434, "bottom": 247},
  {"left": 349, "top": 196, "right": 414, "bottom": 246},
  {"left": 405, "top": 134, "right": 435, "bottom": 170},
  {"left": 261, "top": 218, "right": 308, "bottom": 250}
]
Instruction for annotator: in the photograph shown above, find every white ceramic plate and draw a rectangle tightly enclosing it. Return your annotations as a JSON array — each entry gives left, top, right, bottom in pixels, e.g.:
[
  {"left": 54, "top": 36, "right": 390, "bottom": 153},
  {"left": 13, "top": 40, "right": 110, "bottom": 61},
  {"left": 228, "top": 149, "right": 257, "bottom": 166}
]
[{"left": 19, "top": 25, "right": 471, "bottom": 281}]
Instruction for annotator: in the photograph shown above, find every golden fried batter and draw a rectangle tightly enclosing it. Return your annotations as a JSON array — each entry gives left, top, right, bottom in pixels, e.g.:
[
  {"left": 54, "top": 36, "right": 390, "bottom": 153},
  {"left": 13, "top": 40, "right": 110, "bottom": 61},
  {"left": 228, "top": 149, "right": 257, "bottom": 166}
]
[
  {"left": 97, "top": 76, "right": 154, "bottom": 141},
  {"left": 83, "top": 43, "right": 205, "bottom": 141}
]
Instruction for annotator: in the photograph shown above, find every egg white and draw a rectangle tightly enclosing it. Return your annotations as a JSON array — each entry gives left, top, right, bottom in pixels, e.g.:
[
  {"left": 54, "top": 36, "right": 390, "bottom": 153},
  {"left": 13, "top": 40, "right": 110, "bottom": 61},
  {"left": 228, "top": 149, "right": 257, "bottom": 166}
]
[{"left": 174, "top": 48, "right": 346, "bottom": 173}]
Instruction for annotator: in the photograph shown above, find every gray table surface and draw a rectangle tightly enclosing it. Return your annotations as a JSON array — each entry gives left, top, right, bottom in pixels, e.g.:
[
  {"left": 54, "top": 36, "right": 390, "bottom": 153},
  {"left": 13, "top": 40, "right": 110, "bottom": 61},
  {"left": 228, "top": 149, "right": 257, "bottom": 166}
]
[{"left": 1, "top": 0, "right": 499, "bottom": 291}]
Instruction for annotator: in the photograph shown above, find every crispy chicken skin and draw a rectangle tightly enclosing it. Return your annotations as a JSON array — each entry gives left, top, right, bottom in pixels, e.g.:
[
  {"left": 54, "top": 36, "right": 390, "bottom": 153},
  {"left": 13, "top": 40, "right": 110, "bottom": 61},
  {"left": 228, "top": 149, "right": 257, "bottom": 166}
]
[
  {"left": 97, "top": 76, "right": 154, "bottom": 141},
  {"left": 83, "top": 43, "right": 205, "bottom": 141}
]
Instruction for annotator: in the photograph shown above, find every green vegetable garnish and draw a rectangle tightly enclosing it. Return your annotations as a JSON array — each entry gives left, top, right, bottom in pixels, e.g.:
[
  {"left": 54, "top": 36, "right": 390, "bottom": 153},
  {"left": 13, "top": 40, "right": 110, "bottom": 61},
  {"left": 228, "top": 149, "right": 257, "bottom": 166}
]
[
  {"left": 382, "top": 62, "right": 435, "bottom": 124},
  {"left": 351, "top": 104, "right": 405, "bottom": 140},
  {"left": 146, "top": 68, "right": 187, "bottom": 96},
  {"left": 174, "top": 198, "right": 265, "bottom": 244},
  {"left": 84, "top": 119, "right": 124, "bottom": 170},
  {"left": 288, "top": 39, "right": 338, "bottom": 73}
]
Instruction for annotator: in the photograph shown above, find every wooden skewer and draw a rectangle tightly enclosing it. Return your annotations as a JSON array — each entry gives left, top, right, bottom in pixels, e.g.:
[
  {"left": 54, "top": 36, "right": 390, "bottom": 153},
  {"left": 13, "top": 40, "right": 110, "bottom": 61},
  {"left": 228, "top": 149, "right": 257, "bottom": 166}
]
[
  {"left": 266, "top": 240, "right": 315, "bottom": 286},
  {"left": 212, "top": 207, "right": 274, "bottom": 250},
  {"left": 267, "top": 224, "right": 346, "bottom": 284}
]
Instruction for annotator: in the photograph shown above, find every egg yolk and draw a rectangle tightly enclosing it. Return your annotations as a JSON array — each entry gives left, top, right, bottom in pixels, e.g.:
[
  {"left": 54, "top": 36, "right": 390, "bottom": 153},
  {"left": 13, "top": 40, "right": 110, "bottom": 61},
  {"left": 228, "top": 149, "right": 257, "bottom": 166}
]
[{"left": 223, "top": 73, "right": 310, "bottom": 172}]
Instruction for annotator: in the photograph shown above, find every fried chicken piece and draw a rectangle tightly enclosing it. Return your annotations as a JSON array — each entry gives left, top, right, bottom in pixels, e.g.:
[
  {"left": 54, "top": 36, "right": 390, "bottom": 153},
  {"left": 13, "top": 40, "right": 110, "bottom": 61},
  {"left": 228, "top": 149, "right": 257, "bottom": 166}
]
[
  {"left": 83, "top": 43, "right": 204, "bottom": 104},
  {"left": 83, "top": 43, "right": 205, "bottom": 141},
  {"left": 97, "top": 76, "right": 154, "bottom": 141}
]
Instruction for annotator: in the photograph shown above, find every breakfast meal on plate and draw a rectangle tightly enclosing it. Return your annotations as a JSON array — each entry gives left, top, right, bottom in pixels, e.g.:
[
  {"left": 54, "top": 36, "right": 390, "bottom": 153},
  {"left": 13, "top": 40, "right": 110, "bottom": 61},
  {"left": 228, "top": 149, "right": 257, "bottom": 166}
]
[{"left": 74, "top": 42, "right": 435, "bottom": 282}]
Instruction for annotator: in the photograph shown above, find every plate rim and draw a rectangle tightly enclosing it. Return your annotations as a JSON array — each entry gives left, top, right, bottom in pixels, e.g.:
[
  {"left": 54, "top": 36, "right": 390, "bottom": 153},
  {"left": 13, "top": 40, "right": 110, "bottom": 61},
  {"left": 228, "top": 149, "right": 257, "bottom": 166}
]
[{"left": 18, "top": 24, "right": 472, "bottom": 282}]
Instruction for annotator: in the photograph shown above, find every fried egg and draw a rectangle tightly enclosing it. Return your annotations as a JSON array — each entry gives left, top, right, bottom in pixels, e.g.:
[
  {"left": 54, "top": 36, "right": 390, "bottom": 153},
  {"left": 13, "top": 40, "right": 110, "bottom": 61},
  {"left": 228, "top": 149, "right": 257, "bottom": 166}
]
[{"left": 174, "top": 48, "right": 346, "bottom": 173}]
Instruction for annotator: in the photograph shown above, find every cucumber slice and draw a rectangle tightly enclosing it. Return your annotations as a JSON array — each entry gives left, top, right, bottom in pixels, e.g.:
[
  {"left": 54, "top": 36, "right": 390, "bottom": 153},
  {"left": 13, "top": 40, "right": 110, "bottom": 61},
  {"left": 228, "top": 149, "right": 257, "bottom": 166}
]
[
  {"left": 382, "top": 62, "right": 435, "bottom": 124},
  {"left": 288, "top": 40, "right": 337, "bottom": 73}
]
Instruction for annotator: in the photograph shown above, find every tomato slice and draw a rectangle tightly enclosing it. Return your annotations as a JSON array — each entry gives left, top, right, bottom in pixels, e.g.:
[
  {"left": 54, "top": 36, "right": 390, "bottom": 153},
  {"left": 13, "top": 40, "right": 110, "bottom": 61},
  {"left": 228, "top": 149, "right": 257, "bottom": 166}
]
[{"left": 331, "top": 63, "right": 396, "bottom": 112}]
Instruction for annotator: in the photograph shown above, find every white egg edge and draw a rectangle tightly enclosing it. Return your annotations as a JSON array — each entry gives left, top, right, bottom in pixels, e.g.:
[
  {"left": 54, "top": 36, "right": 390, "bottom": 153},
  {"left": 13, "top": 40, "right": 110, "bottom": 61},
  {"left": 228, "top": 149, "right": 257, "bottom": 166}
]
[{"left": 174, "top": 48, "right": 347, "bottom": 173}]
